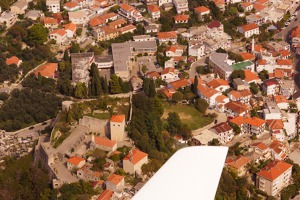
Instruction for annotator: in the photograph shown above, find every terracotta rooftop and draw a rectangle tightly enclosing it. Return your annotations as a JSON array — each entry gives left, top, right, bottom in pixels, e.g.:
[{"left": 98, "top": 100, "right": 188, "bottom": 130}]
[
  {"left": 94, "top": 136, "right": 116, "bottom": 148},
  {"left": 211, "top": 122, "right": 232, "bottom": 134},
  {"left": 253, "top": 3, "right": 266, "bottom": 11},
  {"left": 207, "top": 21, "right": 222, "bottom": 29},
  {"left": 244, "top": 117, "right": 265, "bottom": 127},
  {"left": 174, "top": 15, "right": 189, "bottom": 22},
  {"left": 34, "top": 63, "right": 58, "bottom": 78},
  {"left": 257, "top": 160, "right": 292, "bottom": 181},
  {"left": 226, "top": 156, "right": 250, "bottom": 169},
  {"left": 50, "top": 29, "right": 67, "bottom": 37},
  {"left": 257, "top": 59, "right": 267, "bottom": 65},
  {"left": 169, "top": 79, "right": 190, "bottom": 89},
  {"left": 161, "top": 67, "right": 175, "bottom": 75},
  {"left": 98, "top": 190, "right": 113, "bottom": 200},
  {"left": 110, "top": 115, "right": 125, "bottom": 123},
  {"left": 240, "top": 52, "right": 255, "bottom": 61},
  {"left": 244, "top": 70, "right": 260, "bottom": 83},
  {"left": 64, "top": 1, "right": 79, "bottom": 8},
  {"left": 194, "top": 6, "right": 210, "bottom": 13},
  {"left": 251, "top": 142, "right": 269, "bottom": 151},
  {"left": 225, "top": 101, "right": 248, "bottom": 114},
  {"left": 277, "top": 59, "right": 292, "bottom": 65},
  {"left": 44, "top": 17, "right": 58, "bottom": 24},
  {"left": 239, "top": 23, "right": 258, "bottom": 32},
  {"left": 207, "top": 79, "right": 228, "bottom": 89},
  {"left": 264, "top": 78, "right": 279, "bottom": 86},
  {"left": 123, "top": 149, "right": 148, "bottom": 165},
  {"left": 67, "top": 156, "right": 85, "bottom": 166},
  {"left": 89, "top": 16, "right": 105, "bottom": 27},
  {"left": 6, "top": 56, "right": 20, "bottom": 65},
  {"left": 215, "top": 95, "right": 228, "bottom": 103},
  {"left": 146, "top": 71, "right": 160, "bottom": 78},
  {"left": 106, "top": 174, "right": 124, "bottom": 185},
  {"left": 274, "top": 95, "right": 287, "bottom": 104},
  {"left": 157, "top": 31, "right": 177, "bottom": 39},
  {"left": 229, "top": 116, "right": 245, "bottom": 126},
  {"left": 269, "top": 140, "right": 285, "bottom": 154},
  {"left": 228, "top": 90, "right": 242, "bottom": 99},
  {"left": 147, "top": 4, "right": 160, "bottom": 13},
  {"left": 166, "top": 45, "right": 184, "bottom": 53},
  {"left": 266, "top": 119, "right": 284, "bottom": 130},
  {"left": 64, "top": 23, "right": 76, "bottom": 31}
]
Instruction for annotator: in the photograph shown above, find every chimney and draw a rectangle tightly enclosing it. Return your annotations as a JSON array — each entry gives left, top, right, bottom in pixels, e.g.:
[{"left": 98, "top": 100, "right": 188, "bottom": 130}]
[{"left": 252, "top": 37, "right": 255, "bottom": 53}]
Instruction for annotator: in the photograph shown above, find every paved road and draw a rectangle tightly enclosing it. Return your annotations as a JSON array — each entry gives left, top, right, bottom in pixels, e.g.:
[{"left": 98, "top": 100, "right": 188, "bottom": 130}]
[{"left": 189, "top": 57, "right": 206, "bottom": 78}]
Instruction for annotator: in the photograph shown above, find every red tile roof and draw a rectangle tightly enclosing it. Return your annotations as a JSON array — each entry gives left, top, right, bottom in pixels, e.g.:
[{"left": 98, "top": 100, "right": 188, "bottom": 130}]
[
  {"left": 146, "top": 71, "right": 160, "bottom": 78},
  {"left": 123, "top": 149, "right": 148, "bottom": 165},
  {"left": 266, "top": 119, "right": 284, "bottom": 130},
  {"left": 253, "top": 3, "right": 266, "bottom": 11},
  {"left": 207, "top": 21, "right": 222, "bottom": 29},
  {"left": 157, "top": 31, "right": 177, "bottom": 39},
  {"left": 239, "top": 23, "right": 258, "bottom": 32},
  {"left": 240, "top": 52, "right": 255, "bottom": 61},
  {"left": 251, "top": 142, "right": 268, "bottom": 151},
  {"left": 98, "top": 190, "right": 113, "bottom": 200},
  {"left": 207, "top": 79, "right": 228, "bottom": 89},
  {"left": 94, "top": 136, "right": 116, "bottom": 148},
  {"left": 225, "top": 101, "right": 248, "bottom": 114},
  {"left": 67, "top": 156, "right": 85, "bottom": 166},
  {"left": 169, "top": 79, "right": 190, "bottom": 89},
  {"left": 147, "top": 4, "right": 160, "bottom": 13},
  {"left": 194, "top": 6, "right": 210, "bottom": 13},
  {"left": 229, "top": 116, "right": 245, "bottom": 126},
  {"left": 166, "top": 45, "right": 184, "bottom": 53},
  {"left": 106, "top": 174, "right": 124, "bottom": 185},
  {"left": 244, "top": 70, "right": 260, "bottom": 83},
  {"left": 34, "top": 63, "right": 58, "bottom": 78},
  {"left": 226, "top": 156, "right": 250, "bottom": 169},
  {"left": 110, "top": 115, "right": 125, "bottom": 123},
  {"left": 215, "top": 95, "right": 228, "bottom": 103},
  {"left": 211, "top": 122, "right": 232, "bottom": 134},
  {"left": 244, "top": 117, "right": 265, "bottom": 127},
  {"left": 174, "top": 15, "right": 189, "bottom": 22},
  {"left": 64, "top": 1, "right": 79, "bottom": 8},
  {"left": 279, "top": 49, "right": 291, "bottom": 57},
  {"left": 277, "top": 59, "right": 292, "bottom": 65},
  {"left": 44, "top": 17, "right": 58, "bottom": 24},
  {"left": 50, "top": 29, "right": 67, "bottom": 37},
  {"left": 161, "top": 67, "right": 175, "bottom": 75},
  {"left": 6, "top": 56, "right": 20, "bottom": 65},
  {"left": 64, "top": 23, "right": 76, "bottom": 32},
  {"left": 89, "top": 16, "right": 105, "bottom": 27},
  {"left": 257, "top": 160, "right": 292, "bottom": 181},
  {"left": 274, "top": 95, "right": 287, "bottom": 104}
]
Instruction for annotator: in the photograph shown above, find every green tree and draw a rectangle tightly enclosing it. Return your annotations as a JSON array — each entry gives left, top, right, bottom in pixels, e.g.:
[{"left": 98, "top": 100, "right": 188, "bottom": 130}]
[
  {"left": 143, "top": 78, "right": 150, "bottom": 96},
  {"left": 75, "top": 82, "right": 87, "bottom": 98},
  {"left": 27, "top": 24, "right": 48, "bottom": 46},
  {"left": 250, "top": 82, "right": 259, "bottom": 94},
  {"left": 63, "top": 50, "right": 70, "bottom": 61},
  {"left": 258, "top": 69, "right": 269, "bottom": 81},
  {"left": 192, "top": 75, "right": 198, "bottom": 94},
  {"left": 109, "top": 75, "right": 122, "bottom": 94},
  {"left": 229, "top": 122, "right": 241, "bottom": 135},
  {"left": 230, "top": 70, "right": 245, "bottom": 82},
  {"left": 76, "top": 28, "right": 82, "bottom": 36},
  {"left": 195, "top": 98, "right": 209, "bottom": 114},
  {"left": 89, "top": 63, "right": 102, "bottom": 96},
  {"left": 101, "top": 76, "right": 109, "bottom": 94},
  {"left": 70, "top": 42, "right": 80, "bottom": 53},
  {"left": 149, "top": 79, "right": 156, "bottom": 98},
  {"left": 209, "top": 138, "right": 221, "bottom": 146},
  {"left": 172, "top": 92, "right": 183, "bottom": 103}
]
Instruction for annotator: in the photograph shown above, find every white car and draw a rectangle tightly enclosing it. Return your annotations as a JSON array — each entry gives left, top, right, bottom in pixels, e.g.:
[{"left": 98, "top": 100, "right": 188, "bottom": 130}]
[{"left": 285, "top": 22, "right": 290, "bottom": 26}]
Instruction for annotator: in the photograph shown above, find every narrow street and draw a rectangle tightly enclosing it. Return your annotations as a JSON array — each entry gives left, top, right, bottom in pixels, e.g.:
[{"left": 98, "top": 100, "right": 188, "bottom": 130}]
[{"left": 189, "top": 57, "right": 206, "bottom": 78}]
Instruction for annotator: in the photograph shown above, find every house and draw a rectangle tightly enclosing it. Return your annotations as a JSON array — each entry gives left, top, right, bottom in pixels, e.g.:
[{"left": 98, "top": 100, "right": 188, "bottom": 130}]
[
  {"left": 25, "top": 10, "right": 43, "bottom": 20},
  {"left": 133, "top": 35, "right": 156, "bottom": 42},
  {"left": 157, "top": 31, "right": 177, "bottom": 44},
  {"left": 246, "top": 13, "right": 267, "bottom": 26},
  {"left": 173, "top": 0, "right": 188, "bottom": 14},
  {"left": 68, "top": 9, "right": 95, "bottom": 25},
  {"left": 210, "top": 122, "right": 234, "bottom": 144},
  {"left": 206, "top": 21, "right": 224, "bottom": 39},
  {"left": 166, "top": 45, "right": 184, "bottom": 57},
  {"left": 99, "top": 12, "right": 118, "bottom": 23},
  {"left": 10, "top": 0, "right": 28, "bottom": 15},
  {"left": 118, "top": 4, "right": 143, "bottom": 22},
  {"left": 207, "top": 79, "right": 229, "bottom": 92},
  {"left": 89, "top": 16, "right": 105, "bottom": 28},
  {"left": 106, "top": 174, "right": 125, "bottom": 191},
  {"left": 225, "top": 156, "right": 251, "bottom": 176},
  {"left": 46, "top": 0, "right": 60, "bottom": 13},
  {"left": 279, "top": 80, "right": 294, "bottom": 99},
  {"left": 63, "top": 23, "right": 77, "bottom": 38},
  {"left": 262, "top": 78, "right": 280, "bottom": 96},
  {"left": 256, "top": 160, "right": 292, "bottom": 196},
  {"left": 209, "top": 52, "right": 233, "bottom": 80},
  {"left": 240, "top": 52, "right": 255, "bottom": 61},
  {"left": 98, "top": 190, "right": 113, "bottom": 200},
  {"left": 34, "top": 63, "right": 58, "bottom": 78},
  {"left": 44, "top": 17, "right": 59, "bottom": 29},
  {"left": 232, "top": 78, "right": 249, "bottom": 91},
  {"left": 215, "top": 95, "right": 230, "bottom": 112},
  {"left": 228, "top": 89, "right": 252, "bottom": 104},
  {"left": 249, "top": 142, "right": 271, "bottom": 163},
  {"left": 94, "top": 0, "right": 108, "bottom": 7},
  {"left": 244, "top": 117, "right": 266, "bottom": 137},
  {"left": 71, "top": 52, "right": 94, "bottom": 85},
  {"left": 214, "top": 0, "right": 225, "bottom": 11},
  {"left": 158, "top": 0, "right": 172, "bottom": 6},
  {"left": 267, "top": 119, "right": 285, "bottom": 141},
  {"left": 244, "top": 70, "right": 261, "bottom": 84},
  {"left": 224, "top": 101, "right": 248, "bottom": 117},
  {"left": 108, "top": 18, "right": 127, "bottom": 29},
  {"left": 160, "top": 87, "right": 176, "bottom": 100},
  {"left": 241, "top": 2, "right": 253, "bottom": 12},
  {"left": 67, "top": 156, "right": 86, "bottom": 170},
  {"left": 0, "top": 11, "right": 17, "bottom": 27},
  {"left": 123, "top": 149, "right": 148, "bottom": 174},
  {"left": 253, "top": 2, "right": 266, "bottom": 13},
  {"left": 197, "top": 84, "right": 220, "bottom": 107},
  {"left": 92, "top": 26, "right": 119, "bottom": 41},
  {"left": 144, "top": 24, "right": 158, "bottom": 33},
  {"left": 229, "top": 116, "right": 247, "bottom": 135},
  {"left": 273, "top": 95, "right": 288, "bottom": 110},
  {"left": 49, "top": 29, "right": 67, "bottom": 45},
  {"left": 174, "top": 15, "right": 189, "bottom": 23},
  {"left": 237, "top": 23, "right": 259, "bottom": 38},
  {"left": 131, "top": 76, "right": 143, "bottom": 92},
  {"left": 161, "top": 67, "right": 179, "bottom": 82},
  {"left": 194, "top": 6, "right": 210, "bottom": 19},
  {"left": 6, "top": 56, "right": 22, "bottom": 67},
  {"left": 64, "top": 1, "right": 81, "bottom": 12},
  {"left": 188, "top": 41, "right": 205, "bottom": 58},
  {"left": 147, "top": 5, "right": 160, "bottom": 19},
  {"left": 269, "top": 140, "right": 287, "bottom": 160},
  {"left": 146, "top": 71, "right": 161, "bottom": 80},
  {"left": 263, "top": 101, "right": 282, "bottom": 120},
  {"left": 77, "top": 164, "right": 102, "bottom": 181},
  {"left": 91, "top": 136, "right": 117, "bottom": 152},
  {"left": 110, "top": 115, "right": 126, "bottom": 142}
]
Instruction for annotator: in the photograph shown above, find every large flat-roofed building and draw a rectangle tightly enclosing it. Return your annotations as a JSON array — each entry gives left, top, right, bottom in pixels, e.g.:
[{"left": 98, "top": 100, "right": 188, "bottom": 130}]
[
  {"left": 94, "top": 55, "right": 113, "bottom": 70},
  {"left": 71, "top": 52, "right": 94, "bottom": 85},
  {"left": 209, "top": 52, "right": 234, "bottom": 80},
  {"left": 46, "top": 0, "right": 60, "bottom": 13},
  {"left": 112, "top": 40, "right": 157, "bottom": 80},
  {"left": 0, "top": 11, "right": 17, "bottom": 27}
]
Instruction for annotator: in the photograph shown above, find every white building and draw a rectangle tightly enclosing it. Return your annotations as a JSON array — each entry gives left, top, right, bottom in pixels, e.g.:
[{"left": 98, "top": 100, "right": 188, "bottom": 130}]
[
  {"left": 173, "top": 0, "right": 189, "bottom": 14},
  {"left": 237, "top": 23, "right": 259, "bottom": 38},
  {"left": 46, "top": 0, "right": 60, "bottom": 13}
]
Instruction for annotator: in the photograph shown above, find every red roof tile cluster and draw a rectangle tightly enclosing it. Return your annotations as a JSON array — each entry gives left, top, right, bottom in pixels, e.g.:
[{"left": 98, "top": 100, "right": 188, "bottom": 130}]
[
  {"left": 169, "top": 79, "right": 190, "bottom": 89},
  {"left": 64, "top": 1, "right": 79, "bottom": 8},
  {"left": 67, "top": 156, "right": 85, "bottom": 166},
  {"left": 123, "top": 149, "right": 148, "bottom": 165},
  {"left": 157, "top": 31, "right": 177, "bottom": 39},
  {"left": 240, "top": 52, "right": 255, "bottom": 61},
  {"left": 291, "top": 26, "right": 300, "bottom": 39},
  {"left": 194, "top": 6, "right": 210, "bottom": 13},
  {"left": 226, "top": 156, "right": 250, "bottom": 169},
  {"left": 207, "top": 79, "right": 228, "bottom": 89},
  {"left": 257, "top": 160, "right": 292, "bottom": 181},
  {"left": 244, "top": 70, "right": 260, "bottom": 83},
  {"left": 147, "top": 4, "right": 160, "bottom": 13},
  {"left": 174, "top": 15, "right": 189, "bottom": 22},
  {"left": 89, "top": 16, "right": 105, "bottom": 27},
  {"left": 225, "top": 101, "right": 249, "bottom": 114},
  {"left": 273, "top": 95, "right": 287, "bottom": 104},
  {"left": 239, "top": 23, "right": 258, "bottom": 32},
  {"left": 34, "top": 63, "right": 58, "bottom": 78},
  {"left": 146, "top": 71, "right": 160, "bottom": 79},
  {"left": 64, "top": 23, "right": 76, "bottom": 32},
  {"left": 161, "top": 67, "right": 175, "bottom": 75},
  {"left": 110, "top": 115, "right": 125, "bottom": 123},
  {"left": 94, "top": 136, "right": 116, "bottom": 148},
  {"left": 207, "top": 21, "right": 222, "bottom": 29},
  {"left": 211, "top": 122, "right": 232, "bottom": 134},
  {"left": 251, "top": 142, "right": 269, "bottom": 151},
  {"left": 266, "top": 119, "right": 284, "bottom": 130},
  {"left": 277, "top": 59, "right": 292, "bottom": 66},
  {"left": 98, "top": 190, "right": 113, "bottom": 200},
  {"left": 6, "top": 56, "right": 20, "bottom": 65},
  {"left": 106, "top": 174, "right": 124, "bottom": 185}
]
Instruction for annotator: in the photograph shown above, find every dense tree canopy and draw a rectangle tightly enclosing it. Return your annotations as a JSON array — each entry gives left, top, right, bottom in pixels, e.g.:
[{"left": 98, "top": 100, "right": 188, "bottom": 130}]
[
  {"left": 0, "top": 88, "right": 61, "bottom": 131},
  {"left": 27, "top": 24, "right": 48, "bottom": 46}
]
